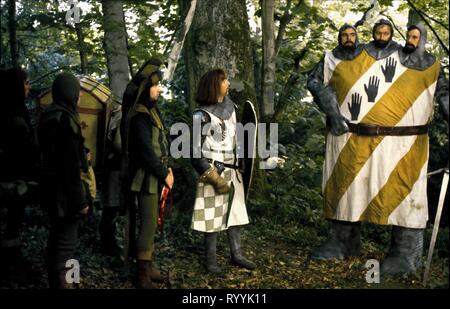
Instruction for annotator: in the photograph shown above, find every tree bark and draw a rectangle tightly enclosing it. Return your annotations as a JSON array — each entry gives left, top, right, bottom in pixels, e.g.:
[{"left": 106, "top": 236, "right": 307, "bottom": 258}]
[
  {"left": 261, "top": 0, "right": 276, "bottom": 118},
  {"left": 0, "top": 0, "right": 3, "bottom": 67},
  {"left": 184, "top": 0, "right": 256, "bottom": 113},
  {"left": 7, "top": 0, "right": 18, "bottom": 67},
  {"left": 102, "top": 0, "right": 131, "bottom": 100},
  {"left": 75, "top": 22, "right": 87, "bottom": 74},
  {"left": 163, "top": 0, "right": 197, "bottom": 82}
]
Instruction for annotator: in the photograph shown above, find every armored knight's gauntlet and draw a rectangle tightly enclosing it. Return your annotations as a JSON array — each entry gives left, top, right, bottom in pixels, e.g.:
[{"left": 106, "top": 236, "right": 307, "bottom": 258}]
[{"left": 199, "top": 166, "right": 230, "bottom": 194}]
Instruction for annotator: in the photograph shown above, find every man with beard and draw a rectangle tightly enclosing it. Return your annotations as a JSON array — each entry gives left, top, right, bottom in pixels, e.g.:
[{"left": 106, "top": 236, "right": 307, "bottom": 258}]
[
  {"left": 307, "top": 24, "right": 363, "bottom": 137},
  {"left": 364, "top": 19, "right": 400, "bottom": 60},
  {"left": 378, "top": 23, "right": 449, "bottom": 275},
  {"left": 308, "top": 16, "right": 448, "bottom": 279},
  {"left": 306, "top": 24, "right": 365, "bottom": 260}
]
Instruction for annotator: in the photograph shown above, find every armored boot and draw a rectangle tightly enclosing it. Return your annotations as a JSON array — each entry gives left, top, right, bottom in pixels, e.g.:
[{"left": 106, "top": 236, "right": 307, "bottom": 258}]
[
  {"left": 136, "top": 259, "right": 156, "bottom": 289},
  {"left": 205, "top": 232, "right": 221, "bottom": 274},
  {"left": 148, "top": 247, "right": 166, "bottom": 282},
  {"left": 48, "top": 263, "right": 74, "bottom": 289},
  {"left": 381, "top": 226, "right": 424, "bottom": 276},
  {"left": 99, "top": 207, "right": 121, "bottom": 256},
  {"left": 311, "top": 220, "right": 361, "bottom": 260},
  {"left": 227, "top": 226, "right": 256, "bottom": 270}
]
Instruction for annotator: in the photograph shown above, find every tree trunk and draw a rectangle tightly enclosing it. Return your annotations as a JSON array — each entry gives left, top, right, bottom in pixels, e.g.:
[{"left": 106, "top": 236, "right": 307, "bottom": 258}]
[
  {"left": 184, "top": 0, "right": 256, "bottom": 113},
  {"left": 163, "top": 0, "right": 197, "bottom": 82},
  {"left": 261, "top": 0, "right": 276, "bottom": 119},
  {"left": 0, "top": 0, "right": 3, "bottom": 66},
  {"left": 75, "top": 22, "right": 88, "bottom": 74},
  {"left": 102, "top": 0, "right": 131, "bottom": 100},
  {"left": 7, "top": 0, "right": 18, "bottom": 67}
]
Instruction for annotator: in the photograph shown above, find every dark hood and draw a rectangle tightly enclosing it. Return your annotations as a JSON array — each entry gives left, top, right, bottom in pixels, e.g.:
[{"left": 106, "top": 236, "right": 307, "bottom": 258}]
[
  {"left": 52, "top": 72, "right": 80, "bottom": 112},
  {"left": 45, "top": 72, "right": 81, "bottom": 127}
]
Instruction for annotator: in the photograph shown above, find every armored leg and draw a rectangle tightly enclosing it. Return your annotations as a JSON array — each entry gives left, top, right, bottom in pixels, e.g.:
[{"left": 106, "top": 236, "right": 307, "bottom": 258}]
[
  {"left": 381, "top": 226, "right": 424, "bottom": 276},
  {"left": 311, "top": 220, "right": 361, "bottom": 260}
]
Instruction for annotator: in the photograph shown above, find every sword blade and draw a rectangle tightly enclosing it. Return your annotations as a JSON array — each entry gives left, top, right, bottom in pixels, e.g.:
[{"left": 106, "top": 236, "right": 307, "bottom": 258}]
[{"left": 423, "top": 169, "right": 449, "bottom": 286}]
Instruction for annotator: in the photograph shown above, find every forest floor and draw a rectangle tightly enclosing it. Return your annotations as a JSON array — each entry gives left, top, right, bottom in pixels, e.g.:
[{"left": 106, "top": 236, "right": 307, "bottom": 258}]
[{"left": 0, "top": 206, "right": 448, "bottom": 289}]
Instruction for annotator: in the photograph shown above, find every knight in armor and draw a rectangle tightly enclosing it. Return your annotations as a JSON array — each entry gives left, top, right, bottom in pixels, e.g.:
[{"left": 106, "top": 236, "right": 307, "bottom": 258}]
[
  {"left": 191, "top": 69, "right": 256, "bottom": 274},
  {"left": 307, "top": 23, "right": 362, "bottom": 136},
  {"left": 380, "top": 23, "right": 449, "bottom": 276},
  {"left": 307, "top": 18, "right": 449, "bottom": 278},
  {"left": 121, "top": 59, "right": 173, "bottom": 289},
  {"left": 306, "top": 24, "right": 363, "bottom": 260}
]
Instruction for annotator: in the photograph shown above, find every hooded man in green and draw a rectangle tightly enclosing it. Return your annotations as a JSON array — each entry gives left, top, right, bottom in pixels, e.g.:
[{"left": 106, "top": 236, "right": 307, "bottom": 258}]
[{"left": 121, "top": 59, "right": 174, "bottom": 289}]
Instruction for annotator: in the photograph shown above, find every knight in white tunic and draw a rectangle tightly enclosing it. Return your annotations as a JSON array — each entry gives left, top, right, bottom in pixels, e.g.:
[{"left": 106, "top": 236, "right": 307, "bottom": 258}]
[
  {"left": 190, "top": 69, "right": 256, "bottom": 273},
  {"left": 307, "top": 20, "right": 449, "bottom": 276}
]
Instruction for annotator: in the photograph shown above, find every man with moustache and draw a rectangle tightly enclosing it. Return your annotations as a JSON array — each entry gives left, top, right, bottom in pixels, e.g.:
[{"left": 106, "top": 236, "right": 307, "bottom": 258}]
[
  {"left": 379, "top": 23, "right": 449, "bottom": 275},
  {"left": 364, "top": 19, "right": 400, "bottom": 60},
  {"left": 307, "top": 24, "right": 363, "bottom": 136},
  {"left": 307, "top": 24, "right": 365, "bottom": 260}
]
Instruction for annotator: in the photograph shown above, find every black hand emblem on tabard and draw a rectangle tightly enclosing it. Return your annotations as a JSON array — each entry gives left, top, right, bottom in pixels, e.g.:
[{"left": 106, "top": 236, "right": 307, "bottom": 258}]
[
  {"left": 381, "top": 57, "right": 397, "bottom": 83},
  {"left": 347, "top": 93, "right": 362, "bottom": 121},
  {"left": 364, "top": 76, "right": 380, "bottom": 103}
]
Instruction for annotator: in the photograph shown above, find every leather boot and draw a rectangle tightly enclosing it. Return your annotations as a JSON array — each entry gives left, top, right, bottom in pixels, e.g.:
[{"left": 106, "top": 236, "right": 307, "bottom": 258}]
[
  {"left": 311, "top": 220, "right": 361, "bottom": 260},
  {"left": 381, "top": 226, "right": 424, "bottom": 276},
  {"left": 148, "top": 248, "right": 166, "bottom": 282},
  {"left": 136, "top": 259, "right": 156, "bottom": 289},
  {"left": 227, "top": 226, "right": 256, "bottom": 270},
  {"left": 99, "top": 207, "right": 121, "bottom": 256},
  {"left": 205, "top": 232, "right": 221, "bottom": 274}
]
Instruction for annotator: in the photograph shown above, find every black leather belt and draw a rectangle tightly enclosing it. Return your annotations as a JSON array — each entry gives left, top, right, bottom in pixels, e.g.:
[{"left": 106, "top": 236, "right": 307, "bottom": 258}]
[{"left": 347, "top": 123, "right": 429, "bottom": 136}]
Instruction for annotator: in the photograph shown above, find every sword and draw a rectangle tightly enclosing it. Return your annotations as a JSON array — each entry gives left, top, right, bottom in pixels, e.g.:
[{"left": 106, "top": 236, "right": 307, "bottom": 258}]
[{"left": 423, "top": 165, "right": 449, "bottom": 286}]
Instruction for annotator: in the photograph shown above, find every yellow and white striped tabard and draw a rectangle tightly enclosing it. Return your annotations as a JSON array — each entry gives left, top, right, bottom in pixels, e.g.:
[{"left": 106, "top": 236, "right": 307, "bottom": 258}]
[{"left": 322, "top": 48, "right": 440, "bottom": 228}]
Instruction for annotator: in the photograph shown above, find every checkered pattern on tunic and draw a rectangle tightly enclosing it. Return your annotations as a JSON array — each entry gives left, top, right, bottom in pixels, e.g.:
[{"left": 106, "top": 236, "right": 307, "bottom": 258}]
[{"left": 191, "top": 169, "right": 233, "bottom": 232}]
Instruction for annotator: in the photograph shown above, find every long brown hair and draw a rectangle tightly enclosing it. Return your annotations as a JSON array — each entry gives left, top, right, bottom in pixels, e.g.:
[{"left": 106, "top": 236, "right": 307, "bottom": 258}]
[{"left": 195, "top": 69, "right": 227, "bottom": 106}]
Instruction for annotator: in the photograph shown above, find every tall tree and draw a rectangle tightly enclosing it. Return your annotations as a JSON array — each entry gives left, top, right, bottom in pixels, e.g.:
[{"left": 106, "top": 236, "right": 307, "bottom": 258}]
[
  {"left": 163, "top": 0, "right": 197, "bottom": 81},
  {"left": 0, "top": 0, "right": 3, "bottom": 66},
  {"left": 261, "top": 0, "right": 305, "bottom": 120},
  {"left": 102, "top": 0, "right": 131, "bottom": 100},
  {"left": 7, "top": 0, "right": 17, "bottom": 67},
  {"left": 184, "top": 0, "right": 256, "bottom": 112},
  {"left": 75, "top": 22, "right": 88, "bottom": 74},
  {"left": 261, "top": 0, "right": 275, "bottom": 118}
]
